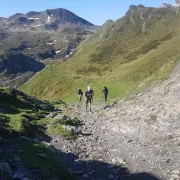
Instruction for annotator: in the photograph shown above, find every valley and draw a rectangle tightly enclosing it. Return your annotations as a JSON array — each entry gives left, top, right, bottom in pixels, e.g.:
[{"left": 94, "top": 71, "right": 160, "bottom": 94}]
[{"left": 0, "top": 8, "right": 96, "bottom": 87}]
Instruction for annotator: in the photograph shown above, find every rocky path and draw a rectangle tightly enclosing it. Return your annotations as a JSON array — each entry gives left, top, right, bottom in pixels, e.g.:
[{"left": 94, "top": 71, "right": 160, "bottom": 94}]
[{"left": 47, "top": 63, "right": 180, "bottom": 180}]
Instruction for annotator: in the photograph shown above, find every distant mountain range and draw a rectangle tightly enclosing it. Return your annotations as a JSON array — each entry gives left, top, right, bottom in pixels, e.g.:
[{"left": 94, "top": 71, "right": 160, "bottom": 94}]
[
  {"left": 0, "top": 8, "right": 95, "bottom": 31},
  {"left": 20, "top": 4, "right": 180, "bottom": 101},
  {"left": 0, "top": 8, "right": 97, "bottom": 88},
  {"left": 3, "top": 2, "right": 180, "bottom": 90}
]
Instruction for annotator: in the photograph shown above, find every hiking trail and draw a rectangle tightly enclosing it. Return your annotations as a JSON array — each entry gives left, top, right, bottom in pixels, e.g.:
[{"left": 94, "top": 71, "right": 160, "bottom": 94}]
[{"left": 45, "top": 63, "right": 180, "bottom": 180}]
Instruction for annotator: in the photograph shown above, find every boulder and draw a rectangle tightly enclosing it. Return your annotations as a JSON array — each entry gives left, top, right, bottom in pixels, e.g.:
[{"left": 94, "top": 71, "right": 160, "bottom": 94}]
[
  {"left": 14, "top": 156, "right": 21, "bottom": 162},
  {"left": 108, "top": 174, "right": 115, "bottom": 179},
  {"left": 0, "top": 162, "right": 12, "bottom": 174},
  {"left": 62, "top": 125, "right": 82, "bottom": 134},
  {"left": 82, "top": 174, "right": 89, "bottom": 178},
  {"left": 13, "top": 172, "right": 24, "bottom": 179},
  {"left": 62, "top": 115, "right": 71, "bottom": 121},
  {"left": 46, "top": 112, "right": 57, "bottom": 118},
  {"left": 38, "top": 154, "right": 47, "bottom": 159}
]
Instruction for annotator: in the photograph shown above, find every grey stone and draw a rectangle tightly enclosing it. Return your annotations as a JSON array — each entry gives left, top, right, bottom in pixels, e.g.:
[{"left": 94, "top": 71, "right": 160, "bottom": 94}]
[
  {"left": 13, "top": 172, "right": 24, "bottom": 179},
  {"left": 108, "top": 174, "right": 115, "bottom": 179},
  {"left": 88, "top": 170, "right": 95, "bottom": 175},
  {"left": 74, "top": 161, "right": 83, "bottom": 165},
  {"left": 46, "top": 112, "right": 57, "bottom": 118},
  {"left": 38, "top": 154, "right": 47, "bottom": 159},
  {"left": 54, "top": 114, "right": 63, "bottom": 119},
  {"left": 82, "top": 174, "right": 89, "bottom": 178},
  {"left": 14, "top": 156, "right": 21, "bottom": 162},
  {"left": 0, "top": 162, "right": 12, "bottom": 174},
  {"left": 62, "top": 115, "right": 71, "bottom": 121},
  {"left": 62, "top": 125, "right": 82, "bottom": 134}
]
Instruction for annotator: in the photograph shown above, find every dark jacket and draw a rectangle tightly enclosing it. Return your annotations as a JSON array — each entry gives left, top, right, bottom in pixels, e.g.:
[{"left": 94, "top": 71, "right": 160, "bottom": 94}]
[
  {"left": 77, "top": 89, "right": 83, "bottom": 96},
  {"left": 84, "top": 89, "right": 94, "bottom": 99}
]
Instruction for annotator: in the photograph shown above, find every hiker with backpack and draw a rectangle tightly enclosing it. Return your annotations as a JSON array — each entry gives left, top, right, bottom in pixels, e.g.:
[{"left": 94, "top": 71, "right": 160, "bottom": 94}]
[
  {"left": 84, "top": 86, "right": 94, "bottom": 111},
  {"left": 102, "top": 86, "right": 108, "bottom": 101},
  {"left": 77, "top": 88, "right": 83, "bottom": 102}
]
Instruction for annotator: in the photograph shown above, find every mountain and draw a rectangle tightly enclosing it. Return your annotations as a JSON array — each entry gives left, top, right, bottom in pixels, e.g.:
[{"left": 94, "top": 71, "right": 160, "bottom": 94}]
[
  {"left": 161, "top": 0, "right": 180, "bottom": 8},
  {"left": 20, "top": 4, "right": 180, "bottom": 101},
  {"left": 160, "top": 3, "right": 173, "bottom": 8},
  {"left": 0, "top": 8, "right": 96, "bottom": 88},
  {"left": 0, "top": 8, "right": 96, "bottom": 60},
  {"left": 174, "top": 0, "right": 180, "bottom": 7},
  {"left": 0, "top": 8, "right": 94, "bottom": 31}
]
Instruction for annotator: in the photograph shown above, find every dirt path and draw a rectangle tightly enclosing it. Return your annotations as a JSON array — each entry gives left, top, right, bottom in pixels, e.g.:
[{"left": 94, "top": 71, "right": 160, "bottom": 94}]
[{"left": 47, "top": 63, "right": 180, "bottom": 180}]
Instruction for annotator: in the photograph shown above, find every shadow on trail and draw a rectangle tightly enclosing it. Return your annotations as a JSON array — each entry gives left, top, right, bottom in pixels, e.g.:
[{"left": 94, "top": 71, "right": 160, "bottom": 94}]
[
  {"left": 48, "top": 145, "right": 162, "bottom": 180},
  {"left": 0, "top": 122, "right": 162, "bottom": 180}
]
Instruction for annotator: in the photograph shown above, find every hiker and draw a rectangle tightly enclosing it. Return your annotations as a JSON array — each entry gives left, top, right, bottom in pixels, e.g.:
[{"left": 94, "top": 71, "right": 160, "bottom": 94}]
[
  {"left": 102, "top": 86, "right": 108, "bottom": 101},
  {"left": 84, "top": 86, "right": 94, "bottom": 111},
  {"left": 77, "top": 88, "right": 83, "bottom": 102}
]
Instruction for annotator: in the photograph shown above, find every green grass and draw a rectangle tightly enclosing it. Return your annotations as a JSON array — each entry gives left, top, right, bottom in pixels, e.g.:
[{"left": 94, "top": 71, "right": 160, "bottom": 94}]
[
  {"left": 0, "top": 87, "right": 81, "bottom": 139},
  {"left": 20, "top": 7, "right": 180, "bottom": 102}
]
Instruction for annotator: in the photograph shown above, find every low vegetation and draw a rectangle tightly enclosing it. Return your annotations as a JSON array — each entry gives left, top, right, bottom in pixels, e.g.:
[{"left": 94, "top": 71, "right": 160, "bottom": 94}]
[
  {"left": 0, "top": 87, "right": 83, "bottom": 179},
  {"left": 0, "top": 87, "right": 80, "bottom": 139}
]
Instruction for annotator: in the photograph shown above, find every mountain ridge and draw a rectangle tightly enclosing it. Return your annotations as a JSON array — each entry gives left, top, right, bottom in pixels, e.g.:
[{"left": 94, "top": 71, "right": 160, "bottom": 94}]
[
  {"left": 0, "top": 8, "right": 95, "bottom": 31},
  {"left": 20, "top": 4, "right": 180, "bottom": 101},
  {"left": 161, "top": 0, "right": 180, "bottom": 8}
]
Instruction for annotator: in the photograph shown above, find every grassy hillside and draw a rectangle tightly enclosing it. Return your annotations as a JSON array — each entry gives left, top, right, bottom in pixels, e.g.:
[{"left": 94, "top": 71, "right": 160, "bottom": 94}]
[{"left": 20, "top": 6, "right": 180, "bottom": 102}]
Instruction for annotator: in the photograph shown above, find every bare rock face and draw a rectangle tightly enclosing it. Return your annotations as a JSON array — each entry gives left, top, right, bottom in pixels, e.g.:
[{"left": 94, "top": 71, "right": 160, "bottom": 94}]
[
  {"left": 160, "top": 1, "right": 180, "bottom": 8},
  {"left": 174, "top": 0, "right": 180, "bottom": 7},
  {"left": 160, "top": 3, "right": 173, "bottom": 8}
]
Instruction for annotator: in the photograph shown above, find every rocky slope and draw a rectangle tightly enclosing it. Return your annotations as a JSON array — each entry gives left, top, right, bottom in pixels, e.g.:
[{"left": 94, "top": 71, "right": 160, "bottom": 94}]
[
  {"left": 174, "top": 0, "right": 180, "bottom": 7},
  {"left": 160, "top": 3, "right": 173, "bottom": 8},
  {"left": 161, "top": 0, "right": 180, "bottom": 8}
]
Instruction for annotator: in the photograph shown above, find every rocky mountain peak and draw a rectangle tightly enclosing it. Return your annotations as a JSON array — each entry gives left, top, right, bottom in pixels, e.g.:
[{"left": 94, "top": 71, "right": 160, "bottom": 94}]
[
  {"left": 0, "top": 8, "right": 95, "bottom": 31},
  {"left": 128, "top": 4, "right": 145, "bottom": 11},
  {"left": 160, "top": 3, "right": 173, "bottom": 8},
  {"left": 104, "top": 19, "right": 114, "bottom": 24},
  {"left": 174, "top": 0, "right": 180, "bottom": 7},
  {"left": 161, "top": 0, "right": 180, "bottom": 8}
]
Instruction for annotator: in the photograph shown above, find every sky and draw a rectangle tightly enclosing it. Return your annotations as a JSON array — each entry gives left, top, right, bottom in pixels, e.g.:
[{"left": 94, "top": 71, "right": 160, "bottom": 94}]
[{"left": 0, "top": 0, "right": 175, "bottom": 25}]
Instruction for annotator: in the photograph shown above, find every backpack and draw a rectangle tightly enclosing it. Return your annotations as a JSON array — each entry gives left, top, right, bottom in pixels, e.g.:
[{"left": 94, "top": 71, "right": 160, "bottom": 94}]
[{"left": 77, "top": 89, "right": 83, "bottom": 95}]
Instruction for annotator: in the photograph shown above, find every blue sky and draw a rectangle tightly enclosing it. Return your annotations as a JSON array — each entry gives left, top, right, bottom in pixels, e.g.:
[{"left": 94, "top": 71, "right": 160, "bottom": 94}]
[{"left": 0, "top": 0, "right": 174, "bottom": 25}]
